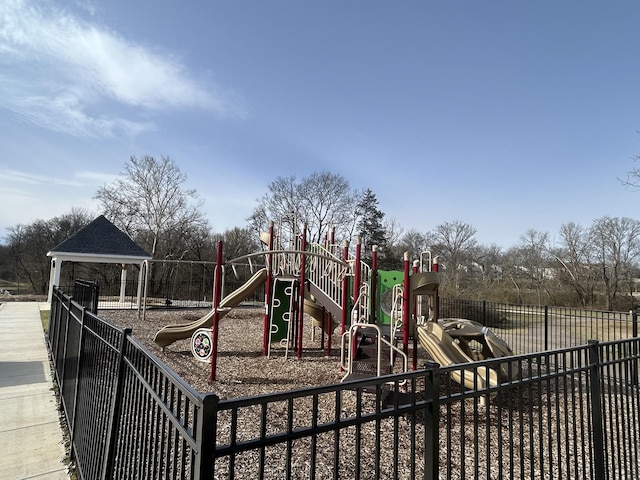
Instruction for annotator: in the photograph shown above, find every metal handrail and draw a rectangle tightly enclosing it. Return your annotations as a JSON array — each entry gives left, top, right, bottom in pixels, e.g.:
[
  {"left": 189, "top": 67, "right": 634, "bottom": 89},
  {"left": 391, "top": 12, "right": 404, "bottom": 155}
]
[
  {"left": 350, "top": 283, "right": 370, "bottom": 324},
  {"left": 390, "top": 284, "right": 404, "bottom": 343},
  {"left": 340, "top": 323, "right": 408, "bottom": 384}
]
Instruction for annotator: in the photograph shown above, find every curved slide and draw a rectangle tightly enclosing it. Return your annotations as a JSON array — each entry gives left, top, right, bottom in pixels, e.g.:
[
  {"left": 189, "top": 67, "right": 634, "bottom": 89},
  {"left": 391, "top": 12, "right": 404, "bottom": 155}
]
[
  {"left": 416, "top": 321, "right": 505, "bottom": 390},
  {"left": 303, "top": 295, "right": 338, "bottom": 336},
  {"left": 154, "top": 268, "right": 268, "bottom": 348}
]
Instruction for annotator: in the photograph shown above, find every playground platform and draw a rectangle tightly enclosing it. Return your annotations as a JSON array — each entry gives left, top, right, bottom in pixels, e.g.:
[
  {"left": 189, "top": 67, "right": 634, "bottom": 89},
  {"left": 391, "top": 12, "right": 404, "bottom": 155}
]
[{"left": 0, "top": 301, "right": 69, "bottom": 479}]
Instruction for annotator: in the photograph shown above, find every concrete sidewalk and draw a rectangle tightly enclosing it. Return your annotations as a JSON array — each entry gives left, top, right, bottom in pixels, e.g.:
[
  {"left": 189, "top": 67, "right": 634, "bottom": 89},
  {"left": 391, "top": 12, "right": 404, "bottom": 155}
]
[{"left": 0, "top": 302, "right": 69, "bottom": 479}]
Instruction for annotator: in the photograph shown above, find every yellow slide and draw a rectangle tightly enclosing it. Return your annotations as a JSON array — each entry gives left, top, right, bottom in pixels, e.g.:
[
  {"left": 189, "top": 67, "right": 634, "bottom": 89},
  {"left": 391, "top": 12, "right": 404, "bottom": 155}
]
[
  {"left": 416, "top": 321, "right": 501, "bottom": 390},
  {"left": 154, "top": 268, "right": 268, "bottom": 348}
]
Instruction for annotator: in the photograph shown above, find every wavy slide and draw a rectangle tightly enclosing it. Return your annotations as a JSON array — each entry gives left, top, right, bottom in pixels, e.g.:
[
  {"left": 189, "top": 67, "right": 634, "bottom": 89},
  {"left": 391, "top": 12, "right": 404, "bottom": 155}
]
[
  {"left": 154, "top": 268, "right": 268, "bottom": 348},
  {"left": 416, "top": 321, "right": 515, "bottom": 390}
]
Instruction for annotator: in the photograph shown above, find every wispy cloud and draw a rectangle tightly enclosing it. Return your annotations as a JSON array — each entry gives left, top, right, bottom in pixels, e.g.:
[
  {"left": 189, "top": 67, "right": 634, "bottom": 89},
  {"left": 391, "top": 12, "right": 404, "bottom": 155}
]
[
  {"left": 0, "top": 0, "right": 239, "bottom": 137},
  {"left": 9, "top": 93, "right": 156, "bottom": 138},
  {"left": 0, "top": 169, "right": 84, "bottom": 186},
  {"left": 0, "top": 168, "right": 117, "bottom": 187},
  {"left": 75, "top": 170, "right": 120, "bottom": 184}
]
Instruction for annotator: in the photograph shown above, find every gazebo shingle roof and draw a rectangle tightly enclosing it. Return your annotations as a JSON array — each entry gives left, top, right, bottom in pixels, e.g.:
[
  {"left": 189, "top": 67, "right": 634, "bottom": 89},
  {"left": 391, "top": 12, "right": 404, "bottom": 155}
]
[{"left": 49, "top": 215, "right": 151, "bottom": 258}]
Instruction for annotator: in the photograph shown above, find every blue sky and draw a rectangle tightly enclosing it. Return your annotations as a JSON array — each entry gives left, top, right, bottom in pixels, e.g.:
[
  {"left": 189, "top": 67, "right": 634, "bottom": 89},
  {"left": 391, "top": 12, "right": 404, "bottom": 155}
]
[{"left": 1, "top": 0, "right": 640, "bottom": 248}]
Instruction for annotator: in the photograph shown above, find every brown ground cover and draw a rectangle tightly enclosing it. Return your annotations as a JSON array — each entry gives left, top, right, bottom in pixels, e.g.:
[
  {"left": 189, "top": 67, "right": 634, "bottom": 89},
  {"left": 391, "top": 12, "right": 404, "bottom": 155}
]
[
  {"left": 100, "top": 306, "right": 366, "bottom": 398},
  {"left": 97, "top": 307, "right": 595, "bottom": 479}
]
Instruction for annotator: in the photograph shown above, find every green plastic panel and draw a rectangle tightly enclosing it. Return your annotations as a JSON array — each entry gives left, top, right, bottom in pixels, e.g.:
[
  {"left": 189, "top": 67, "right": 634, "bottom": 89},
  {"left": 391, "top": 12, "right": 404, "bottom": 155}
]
[
  {"left": 375, "top": 270, "right": 404, "bottom": 325},
  {"left": 270, "top": 278, "right": 296, "bottom": 344}
]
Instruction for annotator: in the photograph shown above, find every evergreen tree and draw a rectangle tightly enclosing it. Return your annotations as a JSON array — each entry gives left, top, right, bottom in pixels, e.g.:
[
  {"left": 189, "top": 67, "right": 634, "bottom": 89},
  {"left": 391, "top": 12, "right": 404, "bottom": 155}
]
[{"left": 356, "top": 189, "right": 389, "bottom": 267}]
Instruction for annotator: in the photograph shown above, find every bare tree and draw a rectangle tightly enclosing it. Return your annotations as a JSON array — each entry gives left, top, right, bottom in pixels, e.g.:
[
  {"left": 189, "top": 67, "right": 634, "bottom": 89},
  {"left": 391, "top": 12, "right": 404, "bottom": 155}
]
[
  {"left": 590, "top": 216, "right": 640, "bottom": 310},
  {"left": 214, "top": 227, "right": 261, "bottom": 262},
  {"left": 552, "top": 222, "right": 597, "bottom": 307},
  {"left": 94, "top": 155, "right": 208, "bottom": 258},
  {"left": 7, "top": 208, "right": 93, "bottom": 294},
  {"left": 619, "top": 153, "right": 640, "bottom": 190},
  {"left": 382, "top": 217, "right": 406, "bottom": 268},
  {"left": 428, "top": 221, "right": 478, "bottom": 294},
  {"left": 470, "top": 243, "right": 503, "bottom": 286},
  {"left": 249, "top": 171, "right": 359, "bottom": 245},
  {"left": 395, "top": 229, "right": 428, "bottom": 267},
  {"left": 504, "top": 229, "right": 554, "bottom": 305}
]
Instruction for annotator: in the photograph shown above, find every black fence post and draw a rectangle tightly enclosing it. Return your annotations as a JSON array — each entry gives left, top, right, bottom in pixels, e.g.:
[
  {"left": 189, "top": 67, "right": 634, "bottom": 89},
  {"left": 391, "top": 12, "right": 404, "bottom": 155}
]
[
  {"left": 632, "top": 312, "right": 639, "bottom": 386},
  {"left": 68, "top": 305, "right": 87, "bottom": 465},
  {"left": 544, "top": 305, "right": 549, "bottom": 353},
  {"left": 92, "top": 282, "right": 99, "bottom": 314},
  {"left": 59, "top": 295, "right": 73, "bottom": 396},
  {"left": 588, "top": 340, "right": 606, "bottom": 480},
  {"left": 48, "top": 289, "right": 59, "bottom": 354},
  {"left": 423, "top": 361, "right": 440, "bottom": 480},
  {"left": 50, "top": 289, "right": 67, "bottom": 388},
  {"left": 194, "top": 393, "right": 219, "bottom": 479},
  {"left": 101, "top": 327, "right": 132, "bottom": 480},
  {"left": 482, "top": 300, "right": 487, "bottom": 325}
]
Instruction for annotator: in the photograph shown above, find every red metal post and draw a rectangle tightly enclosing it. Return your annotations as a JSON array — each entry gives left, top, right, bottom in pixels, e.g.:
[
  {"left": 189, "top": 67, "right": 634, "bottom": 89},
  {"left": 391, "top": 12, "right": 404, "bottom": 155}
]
[
  {"left": 341, "top": 240, "right": 349, "bottom": 335},
  {"left": 412, "top": 259, "right": 419, "bottom": 370},
  {"left": 371, "top": 245, "right": 378, "bottom": 323},
  {"left": 209, "top": 241, "right": 224, "bottom": 382},
  {"left": 353, "top": 236, "right": 361, "bottom": 323},
  {"left": 402, "top": 251, "right": 410, "bottom": 356},
  {"left": 297, "top": 223, "right": 307, "bottom": 358},
  {"left": 330, "top": 227, "right": 335, "bottom": 254}
]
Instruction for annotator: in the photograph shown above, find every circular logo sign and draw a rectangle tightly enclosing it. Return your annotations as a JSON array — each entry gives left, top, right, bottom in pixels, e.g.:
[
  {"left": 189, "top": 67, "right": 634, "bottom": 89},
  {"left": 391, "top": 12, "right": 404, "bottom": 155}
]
[{"left": 191, "top": 328, "right": 213, "bottom": 362}]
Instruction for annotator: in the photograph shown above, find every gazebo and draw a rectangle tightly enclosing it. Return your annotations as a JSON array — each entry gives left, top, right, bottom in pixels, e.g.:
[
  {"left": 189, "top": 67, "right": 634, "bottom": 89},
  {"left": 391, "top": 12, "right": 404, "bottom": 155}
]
[{"left": 46, "top": 215, "right": 152, "bottom": 304}]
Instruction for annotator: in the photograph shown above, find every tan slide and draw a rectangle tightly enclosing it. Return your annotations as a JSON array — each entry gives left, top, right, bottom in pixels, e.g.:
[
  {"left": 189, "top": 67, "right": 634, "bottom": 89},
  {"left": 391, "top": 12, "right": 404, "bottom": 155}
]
[
  {"left": 303, "top": 296, "right": 337, "bottom": 335},
  {"left": 416, "top": 321, "right": 500, "bottom": 390},
  {"left": 154, "top": 268, "right": 268, "bottom": 348}
]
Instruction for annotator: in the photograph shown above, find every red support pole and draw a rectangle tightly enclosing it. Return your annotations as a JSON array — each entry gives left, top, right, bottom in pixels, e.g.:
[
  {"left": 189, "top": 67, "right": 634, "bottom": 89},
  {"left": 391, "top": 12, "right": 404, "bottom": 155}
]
[
  {"left": 402, "top": 251, "right": 410, "bottom": 356},
  {"left": 209, "top": 240, "right": 224, "bottom": 382},
  {"left": 412, "top": 259, "right": 419, "bottom": 370},
  {"left": 353, "top": 236, "right": 361, "bottom": 323},
  {"left": 330, "top": 227, "right": 335, "bottom": 254},
  {"left": 262, "top": 222, "right": 274, "bottom": 356},
  {"left": 371, "top": 245, "right": 378, "bottom": 324},
  {"left": 341, "top": 240, "right": 349, "bottom": 335},
  {"left": 433, "top": 256, "right": 440, "bottom": 322},
  {"left": 297, "top": 223, "right": 307, "bottom": 358}
]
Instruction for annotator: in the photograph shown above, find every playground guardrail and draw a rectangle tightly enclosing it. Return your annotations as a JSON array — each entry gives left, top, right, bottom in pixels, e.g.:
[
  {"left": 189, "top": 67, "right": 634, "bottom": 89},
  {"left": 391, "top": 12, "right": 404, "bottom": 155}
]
[{"left": 306, "top": 242, "right": 350, "bottom": 311}]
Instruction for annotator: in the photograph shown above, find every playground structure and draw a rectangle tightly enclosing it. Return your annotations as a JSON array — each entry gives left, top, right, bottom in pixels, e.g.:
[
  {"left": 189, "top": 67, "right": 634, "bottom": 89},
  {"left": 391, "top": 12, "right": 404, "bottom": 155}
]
[{"left": 153, "top": 221, "right": 518, "bottom": 386}]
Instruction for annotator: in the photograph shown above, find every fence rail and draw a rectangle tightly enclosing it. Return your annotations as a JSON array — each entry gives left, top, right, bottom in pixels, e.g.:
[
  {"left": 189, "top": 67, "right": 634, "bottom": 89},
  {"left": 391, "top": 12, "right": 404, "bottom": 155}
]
[
  {"left": 440, "top": 298, "right": 639, "bottom": 354},
  {"left": 49, "top": 287, "right": 208, "bottom": 479},
  {"left": 49, "top": 287, "right": 640, "bottom": 479},
  {"left": 85, "top": 277, "right": 264, "bottom": 310}
]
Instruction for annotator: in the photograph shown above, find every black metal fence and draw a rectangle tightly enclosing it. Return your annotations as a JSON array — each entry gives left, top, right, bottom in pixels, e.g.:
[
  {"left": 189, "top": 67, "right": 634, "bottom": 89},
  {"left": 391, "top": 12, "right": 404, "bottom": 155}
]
[
  {"left": 49, "top": 288, "right": 209, "bottom": 479},
  {"left": 72, "top": 279, "right": 99, "bottom": 313},
  {"left": 437, "top": 341, "right": 639, "bottom": 479},
  {"left": 49, "top": 287, "right": 640, "bottom": 479},
  {"left": 440, "top": 298, "right": 639, "bottom": 354},
  {"left": 92, "top": 277, "right": 264, "bottom": 310}
]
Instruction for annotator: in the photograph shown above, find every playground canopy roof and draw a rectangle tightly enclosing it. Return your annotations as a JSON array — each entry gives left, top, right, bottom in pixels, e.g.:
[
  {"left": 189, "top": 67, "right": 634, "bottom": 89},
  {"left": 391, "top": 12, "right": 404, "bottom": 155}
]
[
  {"left": 47, "top": 215, "right": 152, "bottom": 264},
  {"left": 46, "top": 215, "right": 152, "bottom": 302}
]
